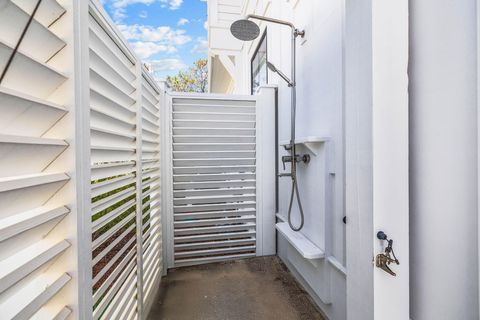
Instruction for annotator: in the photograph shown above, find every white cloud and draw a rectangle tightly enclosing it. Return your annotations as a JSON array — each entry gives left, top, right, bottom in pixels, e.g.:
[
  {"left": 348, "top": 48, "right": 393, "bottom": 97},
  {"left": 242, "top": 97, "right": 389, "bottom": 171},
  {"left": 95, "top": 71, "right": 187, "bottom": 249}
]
[
  {"left": 118, "top": 24, "right": 191, "bottom": 45},
  {"left": 109, "top": 0, "right": 183, "bottom": 21},
  {"left": 149, "top": 58, "right": 187, "bottom": 72},
  {"left": 111, "top": 0, "right": 156, "bottom": 7},
  {"left": 170, "top": 0, "right": 183, "bottom": 9},
  {"left": 204, "top": 20, "right": 208, "bottom": 30},
  {"left": 112, "top": 8, "right": 126, "bottom": 21},
  {"left": 117, "top": 24, "right": 191, "bottom": 59},
  {"left": 139, "top": 10, "right": 148, "bottom": 18},
  {"left": 191, "top": 37, "right": 208, "bottom": 54},
  {"left": 159, "top": 0, "right": 183, "bottom": 10},
  {"left": 110, "top": 0, "right": 155, "bottom": 21},
  {"left": 177, "top": 18, "right": 189, "bottom": 26},
  {"left": 130, "top": 41, "right": 176, "bottom": 59}
]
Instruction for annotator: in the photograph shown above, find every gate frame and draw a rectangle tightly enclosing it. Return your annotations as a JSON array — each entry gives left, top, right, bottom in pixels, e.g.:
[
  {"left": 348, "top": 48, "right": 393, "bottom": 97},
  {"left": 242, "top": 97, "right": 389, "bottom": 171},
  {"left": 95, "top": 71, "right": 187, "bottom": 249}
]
[{"left": 161, "top": 87, "right": 277, "bottom": 269}]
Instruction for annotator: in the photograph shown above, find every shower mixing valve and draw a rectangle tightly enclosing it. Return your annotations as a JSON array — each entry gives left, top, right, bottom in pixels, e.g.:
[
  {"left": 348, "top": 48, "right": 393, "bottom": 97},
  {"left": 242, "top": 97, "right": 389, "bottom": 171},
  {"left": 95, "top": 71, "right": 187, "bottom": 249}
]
[{"left": 281, "top": 154, "right": 311, "bottom": 170}]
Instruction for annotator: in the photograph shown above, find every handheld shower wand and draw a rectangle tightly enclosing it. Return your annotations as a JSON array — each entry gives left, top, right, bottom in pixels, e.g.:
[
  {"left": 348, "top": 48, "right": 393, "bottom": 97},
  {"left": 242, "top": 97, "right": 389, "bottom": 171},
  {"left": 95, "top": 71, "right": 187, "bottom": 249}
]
[
  {"left": 266, "top": 62, "right": 293, "bottom": 87},
  {"left": 266, "top": 60, "right": 305, "bottom": 231},
  {"left": 230, "top": 15, "right": 306, "bottom": 231}
]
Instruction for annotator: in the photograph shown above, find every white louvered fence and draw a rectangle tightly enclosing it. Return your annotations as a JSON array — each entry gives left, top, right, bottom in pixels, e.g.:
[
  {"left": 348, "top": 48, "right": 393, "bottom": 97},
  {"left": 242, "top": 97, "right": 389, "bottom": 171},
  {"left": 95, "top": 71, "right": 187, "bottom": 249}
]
[
  {"left": 0, "top": 0, "right": 276, "bottom": 318},
  {"left": 88, "top": 4, "right": 163, "bottom": 319},
  {"left": 0, "top": 0, "right": 76, "bottom": 318},
  {"left": 0, "top": 1, "right": 163, "bottom": 319}
]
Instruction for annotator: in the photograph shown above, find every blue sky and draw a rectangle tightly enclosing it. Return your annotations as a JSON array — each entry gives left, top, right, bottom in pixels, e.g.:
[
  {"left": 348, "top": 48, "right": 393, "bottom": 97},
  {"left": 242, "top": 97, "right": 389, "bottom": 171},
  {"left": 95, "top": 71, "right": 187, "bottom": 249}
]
[{"left": 101, "top": 0, "right": 208, "bottom": 79}]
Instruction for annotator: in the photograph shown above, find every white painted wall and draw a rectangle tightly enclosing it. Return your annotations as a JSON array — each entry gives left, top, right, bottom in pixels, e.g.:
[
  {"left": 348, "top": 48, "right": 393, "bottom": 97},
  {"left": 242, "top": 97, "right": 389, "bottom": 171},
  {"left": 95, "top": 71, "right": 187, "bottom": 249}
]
[
  {"left": 409, "top": 0, "right": 479, "bottom": 319},
  {"left": 217, "top": 1, "right": 348, "bottom": 319},
  {"left": 208, "top": 0, "right": 480, "bottom": 319},
  {"left": 343, "top": 0, "right": 374, "bottom": 317}
]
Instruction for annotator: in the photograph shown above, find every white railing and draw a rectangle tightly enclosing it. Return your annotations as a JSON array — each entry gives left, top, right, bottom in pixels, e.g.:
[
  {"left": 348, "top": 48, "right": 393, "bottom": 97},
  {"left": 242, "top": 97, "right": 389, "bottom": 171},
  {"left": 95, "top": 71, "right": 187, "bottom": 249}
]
[{"left": 0, "top": 1, "right": 163, "bottom": 319}]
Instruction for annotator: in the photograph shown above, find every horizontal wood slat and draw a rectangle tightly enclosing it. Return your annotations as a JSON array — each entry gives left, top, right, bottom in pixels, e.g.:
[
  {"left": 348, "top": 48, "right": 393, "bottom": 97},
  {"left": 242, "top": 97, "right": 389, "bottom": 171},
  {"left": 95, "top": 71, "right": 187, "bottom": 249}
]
[
  {"left": 0, "top": 0, "right": 72, "bottom": 316},
  {"left": 0, "top": 240, "right": 70, "bottom": 294},
  {"left": 171, "top": 97, "right": 257, "bottom": 266}
]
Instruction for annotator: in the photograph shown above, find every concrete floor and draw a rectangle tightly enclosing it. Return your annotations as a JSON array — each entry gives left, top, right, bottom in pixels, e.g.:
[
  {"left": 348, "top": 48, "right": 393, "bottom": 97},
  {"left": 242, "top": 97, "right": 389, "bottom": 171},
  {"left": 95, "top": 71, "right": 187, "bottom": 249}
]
[{"left": 147, "top": 256, "right": 325, "bottom": 320}]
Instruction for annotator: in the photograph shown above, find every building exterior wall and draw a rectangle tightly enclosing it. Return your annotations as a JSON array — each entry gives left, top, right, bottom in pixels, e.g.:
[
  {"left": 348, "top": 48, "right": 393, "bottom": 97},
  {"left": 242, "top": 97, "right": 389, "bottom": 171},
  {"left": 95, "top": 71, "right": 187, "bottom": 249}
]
[
  {"left": 409, "top": 0, "right": 479, "bottom": 318},
  {"left": 209, "top": 0, "right": 480, "bottom": 319},
  {"left": 208, "top": 1, "right": 347, "bottom": 319}
]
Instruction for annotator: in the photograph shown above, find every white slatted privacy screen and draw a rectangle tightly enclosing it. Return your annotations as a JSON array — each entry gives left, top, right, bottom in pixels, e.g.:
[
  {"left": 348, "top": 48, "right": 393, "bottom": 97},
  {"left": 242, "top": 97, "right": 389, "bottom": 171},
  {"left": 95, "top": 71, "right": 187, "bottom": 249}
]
[
  {"left": 0, "top": 0, "right": 276, "bottom": 317},
  {"left": 89, "top": 9, "right": 139, "bottom": 319},
  {"left": 171, "top": 97, "right": 258, "bottom": 266},
  {"left": 140, "top": 75, "right": 162, "bottom": 308},
  {"left": 0, "top": 1, "right": 163, "bottom": 319},
  {"left": 89, "top": 5, "right": 162, "bottom": 320},
  {"left": 0, "top": 0, "right": 73, "bottom": 318}
]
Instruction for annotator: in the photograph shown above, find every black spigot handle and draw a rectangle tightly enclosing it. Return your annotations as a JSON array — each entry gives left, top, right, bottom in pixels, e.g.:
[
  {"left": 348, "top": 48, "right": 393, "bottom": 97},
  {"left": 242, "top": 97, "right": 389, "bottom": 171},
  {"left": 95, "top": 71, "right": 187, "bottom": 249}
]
[{"left": 377, "top": 231, "right": 388, "bottom": 241}]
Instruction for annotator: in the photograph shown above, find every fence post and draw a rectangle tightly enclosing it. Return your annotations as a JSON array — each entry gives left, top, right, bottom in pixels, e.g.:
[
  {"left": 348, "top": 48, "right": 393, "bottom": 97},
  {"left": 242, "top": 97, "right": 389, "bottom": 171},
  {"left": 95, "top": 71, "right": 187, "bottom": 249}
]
[
  {"left": 73, "top": 0, "right": 93, "bottom": 319},
  {"left": 256, "top": 85, "right": 277, "bottom": 256},
  {"left": 160, "top": 91, "right": 175, "bottom": 269},
  {"left": 135, "top": 64, "right": 145, "bottom": 319},
  {"left": 158, "top": 81, "right": 171, "bottom": 275}
]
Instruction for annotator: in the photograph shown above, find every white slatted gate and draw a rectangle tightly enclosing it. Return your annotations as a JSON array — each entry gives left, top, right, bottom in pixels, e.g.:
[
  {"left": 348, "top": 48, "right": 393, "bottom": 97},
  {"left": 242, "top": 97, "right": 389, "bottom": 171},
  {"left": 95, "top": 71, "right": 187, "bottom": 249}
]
[{"left": 170, "top": 96, "right": 259, "bottom": 267}]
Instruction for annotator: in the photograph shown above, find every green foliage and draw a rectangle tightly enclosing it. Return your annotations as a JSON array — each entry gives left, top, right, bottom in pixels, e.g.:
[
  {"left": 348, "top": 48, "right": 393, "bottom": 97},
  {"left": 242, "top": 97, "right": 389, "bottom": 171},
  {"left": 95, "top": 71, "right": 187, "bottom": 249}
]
[
  {"left": 166, "top": 58, "right": 208, "bottom": 92},
  {"left": 90, "top": 172, "right": 155, "bottom": 310}
]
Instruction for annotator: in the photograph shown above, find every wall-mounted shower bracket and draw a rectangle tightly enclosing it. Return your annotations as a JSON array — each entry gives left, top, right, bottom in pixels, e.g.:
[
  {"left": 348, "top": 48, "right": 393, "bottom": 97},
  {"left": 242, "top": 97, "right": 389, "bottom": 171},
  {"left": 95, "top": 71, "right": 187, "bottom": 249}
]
[{"left": 280, "top": 136, "right": 329, "bottom": 156}]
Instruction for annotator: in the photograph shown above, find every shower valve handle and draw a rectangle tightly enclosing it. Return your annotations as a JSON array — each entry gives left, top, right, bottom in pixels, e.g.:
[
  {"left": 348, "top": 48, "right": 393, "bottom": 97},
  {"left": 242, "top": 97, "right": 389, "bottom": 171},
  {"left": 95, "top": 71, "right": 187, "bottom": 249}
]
[
  {"left": 281, "top": 155, "right": 294, "bottom": 170},
  {"left": 282, "top": 154, "right": 310, "bottom": 170},
  {"left": 282, "top": 155, "right": 307, "bottom": 170},
  {"left": 281, "top": 155, "right": 289, "bottom": 170}
]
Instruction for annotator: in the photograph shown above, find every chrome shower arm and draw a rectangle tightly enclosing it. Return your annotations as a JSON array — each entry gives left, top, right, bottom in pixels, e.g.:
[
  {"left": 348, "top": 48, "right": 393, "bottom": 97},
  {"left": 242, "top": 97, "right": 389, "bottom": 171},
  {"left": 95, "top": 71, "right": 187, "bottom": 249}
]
[
  {"left": 247, "top": 14, "right": 295, "bottom": 29},
  {"left": 246, "top": 14, "right": 305, "bottom": 37}
]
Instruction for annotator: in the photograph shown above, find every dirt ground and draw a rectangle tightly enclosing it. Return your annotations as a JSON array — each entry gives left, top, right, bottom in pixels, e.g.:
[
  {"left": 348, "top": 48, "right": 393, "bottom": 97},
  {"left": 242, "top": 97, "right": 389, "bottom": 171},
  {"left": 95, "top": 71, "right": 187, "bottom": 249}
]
[{"left": 147, "top": 256, "right": 326, "bottom": 320}]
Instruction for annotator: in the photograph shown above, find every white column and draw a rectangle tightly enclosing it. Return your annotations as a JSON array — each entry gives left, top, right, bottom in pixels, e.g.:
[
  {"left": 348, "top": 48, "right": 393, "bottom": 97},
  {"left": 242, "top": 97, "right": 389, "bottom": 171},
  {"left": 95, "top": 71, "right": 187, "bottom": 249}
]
[
  {"left": 410, "top": 0, "right": 478, "bottom": 318},
  {"left": 345, "top": 0, "right": 409, "bottom": 319}
]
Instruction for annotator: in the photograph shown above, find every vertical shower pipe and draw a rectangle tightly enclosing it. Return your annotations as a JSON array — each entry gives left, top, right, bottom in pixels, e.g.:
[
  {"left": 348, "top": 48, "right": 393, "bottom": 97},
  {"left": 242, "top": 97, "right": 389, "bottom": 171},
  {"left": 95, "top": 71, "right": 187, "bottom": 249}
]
[
  {"left": 288, "top": 21, "right": 305, "bottom": 231},
  {"left": 246, "top": 15, "right": 305, "bottom": 230}
]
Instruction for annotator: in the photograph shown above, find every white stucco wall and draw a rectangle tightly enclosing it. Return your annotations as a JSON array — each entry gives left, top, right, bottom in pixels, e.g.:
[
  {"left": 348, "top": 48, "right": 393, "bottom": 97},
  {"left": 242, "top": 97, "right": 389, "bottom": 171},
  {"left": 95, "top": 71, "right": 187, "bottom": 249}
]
[{"left": 409, "top": 0, "right": 479, "bottom": 319}]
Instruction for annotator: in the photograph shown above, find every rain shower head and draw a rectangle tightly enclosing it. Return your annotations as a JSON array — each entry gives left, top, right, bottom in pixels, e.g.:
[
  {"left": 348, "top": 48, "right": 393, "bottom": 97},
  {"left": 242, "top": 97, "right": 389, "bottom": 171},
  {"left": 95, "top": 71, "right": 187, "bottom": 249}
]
[
  {"left": 231, "top": 14, "right": 305, "bottom": 39},
  {"left": 267, "top": 61, "right": 293, "bottom": 87},
  {"left": 230, "top": 19, "right": 260, "bottom": 41},
  {"left": 230, "top": 15, "right": 302, "bottom": 88}
]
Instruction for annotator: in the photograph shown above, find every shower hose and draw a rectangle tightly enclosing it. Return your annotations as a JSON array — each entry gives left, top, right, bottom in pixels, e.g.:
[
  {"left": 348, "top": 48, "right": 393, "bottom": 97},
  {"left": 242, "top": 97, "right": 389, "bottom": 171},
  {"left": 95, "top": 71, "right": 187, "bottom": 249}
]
[{"left": 287, "top": 139, "right": 305, "bottom": 231}]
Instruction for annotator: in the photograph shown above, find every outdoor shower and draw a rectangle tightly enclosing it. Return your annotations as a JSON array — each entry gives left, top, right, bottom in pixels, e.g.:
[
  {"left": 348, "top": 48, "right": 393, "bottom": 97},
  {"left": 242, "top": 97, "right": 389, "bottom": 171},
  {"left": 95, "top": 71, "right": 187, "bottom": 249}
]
[{"left": 230, "top": 15, "right": 307, "bottom": 231}]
